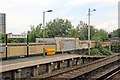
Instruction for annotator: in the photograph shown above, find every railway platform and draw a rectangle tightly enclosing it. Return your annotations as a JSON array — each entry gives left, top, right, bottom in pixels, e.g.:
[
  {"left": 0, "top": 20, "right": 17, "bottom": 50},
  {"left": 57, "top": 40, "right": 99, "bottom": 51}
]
[
  {"left": 0, "top": 53, "right": 105, "bottom": 79},
  {"left": 35, "top": 54, "right": 120, "bottom": 80}
]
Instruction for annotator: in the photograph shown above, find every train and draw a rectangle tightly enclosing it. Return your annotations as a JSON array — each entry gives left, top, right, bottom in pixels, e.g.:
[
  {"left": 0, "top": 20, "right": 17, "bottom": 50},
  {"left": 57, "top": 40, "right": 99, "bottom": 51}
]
[{"left": 0, "top": 37, "right": 111, "bottom": 59}]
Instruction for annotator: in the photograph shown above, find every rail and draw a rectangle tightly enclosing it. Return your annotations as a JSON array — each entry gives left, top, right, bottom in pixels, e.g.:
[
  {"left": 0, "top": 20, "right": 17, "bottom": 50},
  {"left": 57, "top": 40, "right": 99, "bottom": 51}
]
[
  {"left": 105, "top": 69, "right": 120, "bottom": 80},
  {"left": 37, "top": 54, "right": 120, "bottom": 79}
]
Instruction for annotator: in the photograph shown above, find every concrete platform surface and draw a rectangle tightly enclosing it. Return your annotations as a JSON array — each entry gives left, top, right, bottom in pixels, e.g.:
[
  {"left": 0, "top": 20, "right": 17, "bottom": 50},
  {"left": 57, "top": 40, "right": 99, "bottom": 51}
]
[
  {"left": 0, "top": 54, "right": 105, "bottom": 73},
  {"left": 0, "top": 54, "right": 82, "bottom": 72}
]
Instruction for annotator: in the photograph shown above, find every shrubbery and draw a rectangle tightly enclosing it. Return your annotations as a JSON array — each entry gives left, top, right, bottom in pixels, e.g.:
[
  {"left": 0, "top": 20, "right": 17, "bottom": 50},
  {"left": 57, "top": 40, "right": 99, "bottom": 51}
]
[
  {"left": 111, "top": 42, "right": 120, "bottom": 53},
  {"left": 91, "top": 48, "right": 101, "bottom": 56},
  {"left": 101, "top": 47, "right": 112, "bottom": 56},
  {"left": 91, "top": 42, "right": 113, "bottom": 56},
  {"left": 70, "top": 42, "right": 113, "bottom": 56}
]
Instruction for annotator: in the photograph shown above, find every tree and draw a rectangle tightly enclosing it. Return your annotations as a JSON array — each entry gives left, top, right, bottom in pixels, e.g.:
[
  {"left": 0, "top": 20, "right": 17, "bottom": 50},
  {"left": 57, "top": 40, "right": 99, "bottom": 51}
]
[
  {"left": 76, "top": 21, "right": 86, "bottom": 40},
  {"left": 76, "top": 21, "right": 97, "bottom": 40},
  {"left": 76, "top": 21, "right": 108, "bottom": 41},
  {"left": 95, "top": 42, "right": 112, "bottom": 56},
  {"left": 27, "top": 20, "right": 109, "bottom": 42},
  {"left": 110, "top": 28, "right": 120, "bottom": 38},
  {"left": 118, "top": 29, "right": 120, "bottom": 38},
  {"left": 110, "top": 29, "right": 120, "bottom": 53},
  {"left": 92, "top": 29, "right": 108, "bottom": 41},
  {"left": 68, "top": 28, "right": 79, "bottom": 37},
  {"left": 28, "top": 24, "right": 42, "bottom": 42},
  {"left": 45, "top": 18, "right": 73, "bottom": 37}
]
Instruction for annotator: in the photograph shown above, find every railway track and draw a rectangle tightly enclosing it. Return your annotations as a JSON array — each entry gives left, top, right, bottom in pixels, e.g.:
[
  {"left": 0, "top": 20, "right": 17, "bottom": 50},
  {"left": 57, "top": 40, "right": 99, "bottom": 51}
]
[
  {"left": 77, "top": 60, "right": 120, "bottom": 80},
  {"left": 105, "top": 69, "right": 120, "bottom": 80},
  {"left": 35, "top": 54, "right": 120, "bottom": 80}
]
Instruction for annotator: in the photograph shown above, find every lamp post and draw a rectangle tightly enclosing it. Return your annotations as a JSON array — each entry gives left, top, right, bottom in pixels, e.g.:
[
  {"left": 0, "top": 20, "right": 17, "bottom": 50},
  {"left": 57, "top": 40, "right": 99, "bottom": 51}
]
[
  {"left": 88, "top": 8, "right": 96, "bottom": 55},
  {"left": 43, "top": 10, "right": 52, "bottom": 57}
]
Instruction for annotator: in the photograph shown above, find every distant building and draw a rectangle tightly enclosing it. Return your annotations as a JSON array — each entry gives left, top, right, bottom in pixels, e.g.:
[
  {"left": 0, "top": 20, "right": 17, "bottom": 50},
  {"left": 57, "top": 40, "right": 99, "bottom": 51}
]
[
  {"left": 118, "top": 1, "right": 120, "bottom": 29},
  {"left": 0, "top": 13, "right": 6, "bottom": 34}
]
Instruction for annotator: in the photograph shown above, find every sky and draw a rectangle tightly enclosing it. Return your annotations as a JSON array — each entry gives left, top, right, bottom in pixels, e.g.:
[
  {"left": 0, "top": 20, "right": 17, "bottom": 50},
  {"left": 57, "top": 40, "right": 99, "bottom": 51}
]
[{"left": 0, "top": 0, "right": 119, "bottom": 34}]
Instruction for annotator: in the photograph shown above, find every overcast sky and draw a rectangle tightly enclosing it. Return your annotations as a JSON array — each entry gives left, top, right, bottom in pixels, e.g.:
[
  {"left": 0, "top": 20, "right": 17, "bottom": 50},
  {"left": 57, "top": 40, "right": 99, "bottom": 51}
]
[{"left": 0, "top": 0, "right": 119, "bottom": 34}]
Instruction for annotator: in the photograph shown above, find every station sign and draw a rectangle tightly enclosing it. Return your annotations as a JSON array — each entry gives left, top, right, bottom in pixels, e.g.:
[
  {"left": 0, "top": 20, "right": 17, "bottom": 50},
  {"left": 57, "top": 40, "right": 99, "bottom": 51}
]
[{"left": 8, "top": 33, "right": 27, "bottom": 38}]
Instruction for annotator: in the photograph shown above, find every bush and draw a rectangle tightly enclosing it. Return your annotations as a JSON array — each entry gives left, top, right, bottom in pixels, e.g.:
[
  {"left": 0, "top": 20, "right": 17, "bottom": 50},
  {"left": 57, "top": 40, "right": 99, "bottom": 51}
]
[
  {"left": 111, "top": 42, "right": 120, "bottom": 53},
  {"left": 95, "top": 42, "right": 112, "bottom": 56},
  {"left": 100, "top": 47, "right": 112, "bottom": 56},
  {"left": 91, "top": 48, "right": 101, "bottom": 56}
]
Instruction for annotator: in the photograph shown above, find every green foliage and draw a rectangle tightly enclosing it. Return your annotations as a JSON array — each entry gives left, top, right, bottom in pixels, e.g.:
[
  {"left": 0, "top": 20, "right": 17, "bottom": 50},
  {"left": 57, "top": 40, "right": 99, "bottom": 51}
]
[
  {"left": 28, "top": 24, "right": 43, "bottom": 42},
  {"left": 27, "top": 18, "right": 73, "bottom": 42},
  {"left": 109, "top": 29, "right": 120, "bottom": 53},
  {"left": 81, "top": 48, "right": 89, "bottom": 55},
  {"left": 76, "top": 23, "right": 88, "bottom": 40},
  {"left": 111, "top": 42, "right": 120, "bottom": 53},
  {"left": 75, "top": 42, "right": 112, "bottom": 56},
  {"left": 68, "top": 28, "right": 79, "bottom": 37},
  {"left": 118, "top": 29, "right": 120, "bottom": 38},
  {"left": 0, "top": 33, "right": 5, "bottom": 43},
  {"left": 76, "top": 21, "right": 108, "bottom": 41},
  {"left": 27, "top": 20, "right": 109, "bottom": 42},
  {"left": 45, "top": 18, "right": 73, "bottom": 37},
  {"left": 92, "top": 29, "right": 108, "bottom": 41},
  {"left": 101, "top": 48, "right": 112, "bottom": 56},
  {"left": 91, "top": 48, "right": 101, "bottom": 56},
  {"left": 110, "top": 29, "right": 120, "bottom": 38},
  {"left": 0, "top": 33, "right": 26, "bottom": 43},
  {"left": 7, "top": 38, "right": 26, "bottom": 43},
  {"left": 95, "top": 42, "right": 112, "bottom": 56}
]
